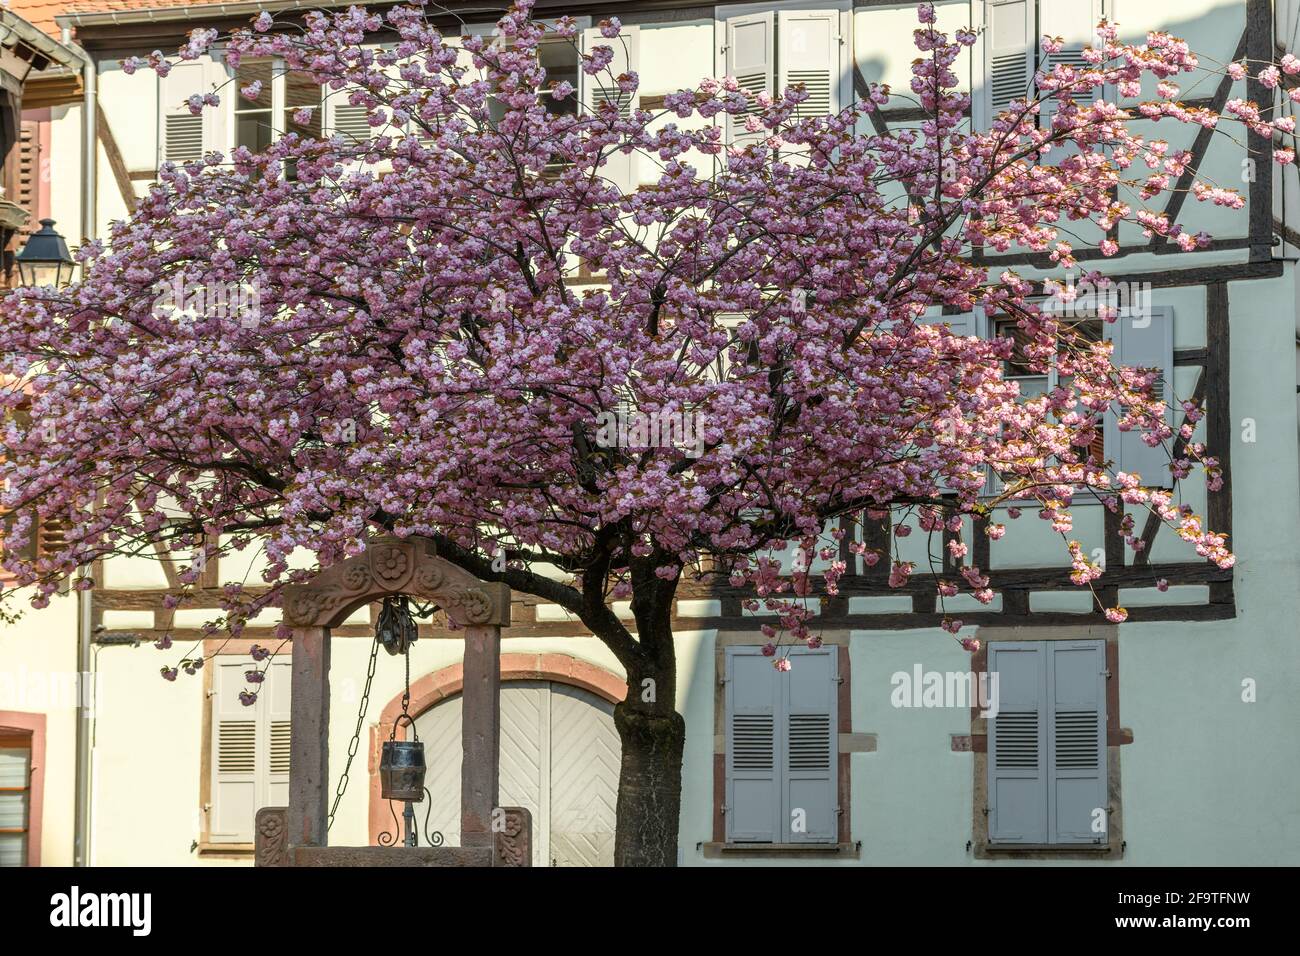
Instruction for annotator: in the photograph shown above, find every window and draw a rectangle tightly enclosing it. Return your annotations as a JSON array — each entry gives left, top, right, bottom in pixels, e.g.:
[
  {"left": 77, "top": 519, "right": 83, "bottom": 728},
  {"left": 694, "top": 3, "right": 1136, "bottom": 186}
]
[
  {"left": 723, "top": 644, "right": 838, "bottom": 844},
  {"left": 718, "top": 3, "right": 849, "bottom": 148},
  {"left": 207, "top": 657, "right": 290, "bottom": 846},
  {"left": 0, "top": 732, "right": 32, "bottom": 866},
  {"left": 995, "top": 314, "right": 1106, "bottom": 465},
  {"left": 977, "top": 0, "right": 1107, "bottom": 133},
  {"left": 987, "top": 638, "right": 1107, "bottom": 845},
  {"left": 233, "top": 59, "right": 322, "bottom": 179},
  {"left": 158, "top": 56, "right": 322, "bottom": 170},
  {"left": 930, "top": 306, "right": 1174, "bottom": 488}
]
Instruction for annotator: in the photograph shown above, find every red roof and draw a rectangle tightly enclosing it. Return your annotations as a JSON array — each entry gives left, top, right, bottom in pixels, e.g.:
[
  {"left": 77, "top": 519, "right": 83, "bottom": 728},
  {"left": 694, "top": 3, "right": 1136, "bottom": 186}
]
[{"left": 6, "top": 0, "right": 268, "bottom": 39}]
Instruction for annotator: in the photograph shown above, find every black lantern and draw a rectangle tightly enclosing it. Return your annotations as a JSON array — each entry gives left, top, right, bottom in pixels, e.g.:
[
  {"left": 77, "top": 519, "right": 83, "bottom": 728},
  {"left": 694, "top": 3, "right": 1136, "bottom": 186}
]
[
  {"left": 379, "top": 737, "right": 427, "bottom": 802},
  {"left": 16, "top": 219, "right": 75, "bottom": 288}
]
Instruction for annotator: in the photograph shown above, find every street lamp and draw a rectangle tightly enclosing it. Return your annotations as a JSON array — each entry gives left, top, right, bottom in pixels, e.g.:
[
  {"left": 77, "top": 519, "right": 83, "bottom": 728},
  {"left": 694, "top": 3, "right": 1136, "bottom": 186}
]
[{"left": 16, "top": 219, "right": 75, "bottom": 288}]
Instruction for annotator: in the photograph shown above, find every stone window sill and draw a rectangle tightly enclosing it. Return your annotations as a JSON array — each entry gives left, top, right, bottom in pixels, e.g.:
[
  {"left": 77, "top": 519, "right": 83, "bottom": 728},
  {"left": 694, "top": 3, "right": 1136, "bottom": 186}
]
[
  {"left": 196, "top": 842, "right": 254, "bottom": 858},
  {"left": 701, "top": 841, "right": 859, "bottom": 859}
]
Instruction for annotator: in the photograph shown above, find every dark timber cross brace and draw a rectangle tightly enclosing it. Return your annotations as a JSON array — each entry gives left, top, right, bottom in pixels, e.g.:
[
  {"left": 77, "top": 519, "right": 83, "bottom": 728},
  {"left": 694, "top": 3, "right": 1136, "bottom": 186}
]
[{"left": 252, "top": 535, "right": 532, "bottom": 867}]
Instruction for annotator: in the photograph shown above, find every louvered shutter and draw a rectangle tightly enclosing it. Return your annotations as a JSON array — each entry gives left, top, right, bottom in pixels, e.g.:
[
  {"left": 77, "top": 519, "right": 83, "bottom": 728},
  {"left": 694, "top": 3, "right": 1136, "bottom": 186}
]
[
  {"left": 724, "top": 12, "right": 775, "bottom": 148},
  {"left": 1103, "top": 307, "right": 1174, "bottom": 487},
  {"left": 782, "top": 645, "right": 838, "bottom": 844},
  {"left": 925, "top": 308, "right": 988, "bottom": 340},
  {"left": 327, "top": 99, "right": 373, "bottom": 144},
  {"left": 263, "top": 659, "right": 291, "bottom": 809},
  {"left": 1039, "top": 0, "right": 1104, "bottom": 164},
  {"left": 725, "top": 646, "right": 780, "bottom": 842},
  {"left": 7, "top": 120, "right": 41, "bottom": 243},
  {"left": 987, "top": 641, "right": 1048, "bottom": 843},
  {"left": 777, "top": 11, "right": 840, "bottom": 120},
  {"left": 1047, "top": 639, "right": 1107, "bottom": 844},
  {"left": 210, "top": 661, "right": 258, "bottom": 843},
  {"left": 581, "top": 24, "right": 640, "bottom": 192},
  {"left": 159, "top": 60, "right": 208, "bottom": 165},
  {"left": 980, "top": 0, "right": 1036, "bottom": 129}
]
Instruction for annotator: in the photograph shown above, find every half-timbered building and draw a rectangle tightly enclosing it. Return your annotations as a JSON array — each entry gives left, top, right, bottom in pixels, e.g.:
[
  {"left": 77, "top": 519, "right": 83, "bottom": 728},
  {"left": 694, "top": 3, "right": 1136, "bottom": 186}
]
[{"left": 1, "top": 0, "right": 1298, "bottom": 866}]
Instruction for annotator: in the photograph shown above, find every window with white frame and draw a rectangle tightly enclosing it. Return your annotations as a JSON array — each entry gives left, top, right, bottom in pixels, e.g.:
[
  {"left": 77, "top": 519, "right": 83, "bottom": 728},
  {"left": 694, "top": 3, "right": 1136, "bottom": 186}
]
[
  {"left": 158, "top": 55, "right": 322, "bottom": 169},
  {"left": 986, "top": 638, "right": 1109, "bottom": 846},
  {"left": 976, "top": 0, "right": 1108, "bottom": 133},
  {"left": 926, "top": 306, "right": 1174, "bottom": 489},
  {"left": 207, "top": 658, "right": 290, "bottom": 845},
  {"left": 717, "top": 2, "right": 851, "bottom": 148},
  {"left": 723, "top": 644, "right": 838, "bottom": 844},
  {"left": 232, "top": 58, "right": 323, "bottom": 154}
]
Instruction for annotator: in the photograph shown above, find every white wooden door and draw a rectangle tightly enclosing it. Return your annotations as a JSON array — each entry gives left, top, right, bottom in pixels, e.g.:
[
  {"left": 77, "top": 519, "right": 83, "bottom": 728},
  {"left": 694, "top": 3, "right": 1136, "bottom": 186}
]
[{"left": 412, "top": 681, "right": 620, "bottom": 866}]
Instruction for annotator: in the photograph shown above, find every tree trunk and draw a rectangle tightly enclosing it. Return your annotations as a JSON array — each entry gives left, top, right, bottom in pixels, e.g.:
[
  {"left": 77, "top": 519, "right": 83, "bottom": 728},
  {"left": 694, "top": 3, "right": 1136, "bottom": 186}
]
[
  {"left": 607, "top": 567, "right": 685, "bottom": 866},
  {"left": 612, "top": 700, "right": 685, "bottom": 867}
]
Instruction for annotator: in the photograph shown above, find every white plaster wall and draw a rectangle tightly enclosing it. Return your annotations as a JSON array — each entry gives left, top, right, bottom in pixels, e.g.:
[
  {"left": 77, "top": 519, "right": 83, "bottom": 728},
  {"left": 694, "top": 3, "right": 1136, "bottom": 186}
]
[{"left": 0, "top": 589, "right": 80, "bottom": 866}]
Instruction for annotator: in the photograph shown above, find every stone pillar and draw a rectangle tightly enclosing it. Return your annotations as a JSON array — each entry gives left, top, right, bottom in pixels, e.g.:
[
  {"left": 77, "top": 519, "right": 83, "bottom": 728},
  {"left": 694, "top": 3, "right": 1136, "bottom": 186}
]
[
  {"left": 460, "top": 625, "right": 500, "bottom": 846},
  {"left": 289, "top": 625, "right": 330, "bottom": 847}
]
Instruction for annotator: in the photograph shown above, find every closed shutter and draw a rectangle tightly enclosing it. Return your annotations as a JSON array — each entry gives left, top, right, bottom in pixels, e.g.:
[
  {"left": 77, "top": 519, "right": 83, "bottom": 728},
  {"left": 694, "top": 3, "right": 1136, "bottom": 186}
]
[
  {"left": 209, "top": 661, "right": 258, "bottom": 843},
  {"left": 327, "top": 100, "right": 373, "bottom": 144},
  {"left": 980, "top": 0, "right": 1037, "bottom": 129},
  {"left": 987, "top": 641, "right": 1048, "bottom": 843},
  {"left": 776, "top": 11, "right": 840, "bottom": 120},
  {"left": 581, "top": 24, "right": 641, "bottom": 192},
  {"left": 159, "top": 60, "right": 208, "bottom": 165},
  {"left": 1048, "top": 639, "right": 1107, "bottom": 844},
  {"left": 264, "top": 659, "right": 291, "bottom": 809},
  {"left": 6, "top": 120, "right": 41, "bottom": 242},
  {"left": 1039, "top": 0, "right": 1103, "bottom": 102},
  {"left": 783, "top": 645, "right": 838, "bottom": 844},
  {"left": 1039, "top": 0, "right": 1105, "bottom": 164},
  {"left": 1103, "top": 307, "right": 1174, "bottom": 487},
  {"left": 723, "top": 12, "right": 775, "bottom": 148},
  {"left": 724, "top": 646, "right": 780, "bottom": 842},
  {"left": 926, "top": 308, "right": 988, "bottom": 340}
]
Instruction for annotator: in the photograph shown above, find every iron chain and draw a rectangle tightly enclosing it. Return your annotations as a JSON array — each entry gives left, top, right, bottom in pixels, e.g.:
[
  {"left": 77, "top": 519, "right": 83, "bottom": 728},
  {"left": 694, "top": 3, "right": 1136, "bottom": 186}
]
[{"left": 326, "top": 634, "right": 380, "bottom": 832}]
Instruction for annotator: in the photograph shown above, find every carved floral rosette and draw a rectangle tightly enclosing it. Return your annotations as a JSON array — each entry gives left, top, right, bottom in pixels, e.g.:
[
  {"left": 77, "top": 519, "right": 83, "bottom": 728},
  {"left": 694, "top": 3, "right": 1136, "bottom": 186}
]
[
  {"left": 492, "top": 807, "right": 533, "bottom": 867},
  {"left": 254, "top": 807, "right": 289, "bottom": 867},
  {"left": 281, "top": 536, "right": 510, "bottom": 628}
]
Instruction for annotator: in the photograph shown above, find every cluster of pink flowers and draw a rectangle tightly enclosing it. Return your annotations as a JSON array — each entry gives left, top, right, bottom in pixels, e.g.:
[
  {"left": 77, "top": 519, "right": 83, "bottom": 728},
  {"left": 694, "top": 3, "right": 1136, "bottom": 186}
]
[{"left": 0, "top": 1, "right": 1265, "bottom": 673}]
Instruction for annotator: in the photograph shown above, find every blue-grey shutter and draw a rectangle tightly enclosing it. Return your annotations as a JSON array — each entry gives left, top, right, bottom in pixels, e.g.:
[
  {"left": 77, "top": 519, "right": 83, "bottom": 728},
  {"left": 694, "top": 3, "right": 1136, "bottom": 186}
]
[
  {"left": 1039, "top": 0, "right": 1105, "bottom": 150},
  {"left": 980, "top": 0, "right": 1037, "bottom": 129},
  {"left": 1048, "top": 639, "right": 1108, "bottom": 844},
  {"left": 987, "top": 641, "right": 1048, "bottom": 843},
  {"left": 1103, "top": 307, "right": 1174, "bottom": 487},
  {"left": 725, "top": 646, "right": 780, "bottom": 842},
  {"left": 782, "top": 645, "right": 838, "bottom": 843}
]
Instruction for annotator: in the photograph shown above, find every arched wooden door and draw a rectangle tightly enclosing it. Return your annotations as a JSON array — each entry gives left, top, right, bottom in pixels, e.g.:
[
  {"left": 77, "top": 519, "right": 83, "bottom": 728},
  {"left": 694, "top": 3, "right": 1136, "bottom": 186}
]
[{"left": 413, "top": 680, "right": 621, "bottom": 866}]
